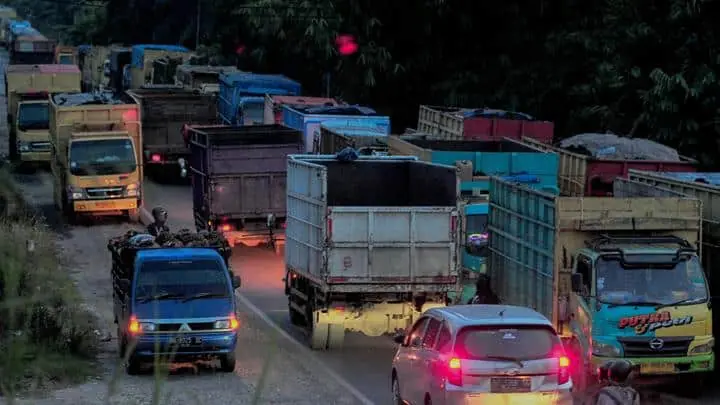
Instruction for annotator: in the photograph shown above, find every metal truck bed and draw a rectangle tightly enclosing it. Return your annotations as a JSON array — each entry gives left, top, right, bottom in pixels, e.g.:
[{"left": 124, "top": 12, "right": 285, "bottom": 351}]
[
  {"left": 488, "top": 176, "right": 702, "bottom": 325},
  {"left": 286, "top": 155, "right": 460, "bottom": 293},
  {"left": 189, "top": 125, "right": 304, "bottom": 221}
]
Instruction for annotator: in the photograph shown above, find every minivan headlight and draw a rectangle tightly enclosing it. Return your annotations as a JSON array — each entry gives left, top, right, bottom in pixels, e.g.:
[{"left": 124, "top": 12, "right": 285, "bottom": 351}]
[{"left": 592, "top": 341, "right": 621, "bottom": 357}]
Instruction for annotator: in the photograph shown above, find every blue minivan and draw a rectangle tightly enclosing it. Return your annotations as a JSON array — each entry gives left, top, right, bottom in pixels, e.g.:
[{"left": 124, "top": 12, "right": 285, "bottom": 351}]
[{"left": 112, "top": 246, "right": 241, "bottom": 374}]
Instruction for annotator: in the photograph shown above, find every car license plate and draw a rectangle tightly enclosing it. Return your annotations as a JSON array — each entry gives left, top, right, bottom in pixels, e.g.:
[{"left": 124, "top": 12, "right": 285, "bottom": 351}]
[
  {"left": 94, "top": 201, "right": 114, "bottom": 209},
  {"left": 174, "top": 336, "right": 202, "bottom": 346},
  {"left": 640, "top": 363, "right": 674, "bottom": 374},
  {"left": 490, "top": 377, "right": 531, "bottom": 393}
]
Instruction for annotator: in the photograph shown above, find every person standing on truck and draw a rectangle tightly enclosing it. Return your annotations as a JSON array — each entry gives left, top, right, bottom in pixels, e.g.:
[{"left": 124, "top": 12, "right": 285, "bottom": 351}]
[
  {"left": 595, "top": 360, "right": 640, "bottom": 405},
  {"left": 147, "top": 207, "right": 170, "bottom": 236}
]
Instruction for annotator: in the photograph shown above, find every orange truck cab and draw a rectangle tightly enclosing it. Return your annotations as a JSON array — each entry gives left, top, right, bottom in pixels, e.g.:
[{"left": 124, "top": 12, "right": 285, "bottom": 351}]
[
  {"left": 55, "top": 45, "right": 77, "bottom": 65},
  {"left": 50, "top": 92, "right": 143, "bottom": 223},
  {"left": 5, "top": 64, "right": 81, "bottom": 162}
]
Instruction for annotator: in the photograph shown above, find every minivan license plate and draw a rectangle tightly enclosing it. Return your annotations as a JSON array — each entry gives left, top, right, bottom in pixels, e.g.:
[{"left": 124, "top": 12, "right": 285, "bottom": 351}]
[
  {"left": 174, "top": 336, "right": 202, "bottom": 346},
  {"left": 490, "top": 377, "right": 531, "bottom": 393}
]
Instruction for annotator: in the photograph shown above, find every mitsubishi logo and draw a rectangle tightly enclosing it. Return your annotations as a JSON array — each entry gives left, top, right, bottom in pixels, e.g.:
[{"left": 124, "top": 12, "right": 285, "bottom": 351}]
[
  {"left": 649, "top": 338, "right": 664, "bottom": 350},
  {"left": 178, "top": 323, "right": 191, "bottom": 332}
]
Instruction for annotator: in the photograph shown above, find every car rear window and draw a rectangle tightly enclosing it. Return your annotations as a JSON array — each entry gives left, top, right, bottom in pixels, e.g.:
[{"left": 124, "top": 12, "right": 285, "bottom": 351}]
[{"left": 454, "top": 325, "right": 560, "bottom": 361}]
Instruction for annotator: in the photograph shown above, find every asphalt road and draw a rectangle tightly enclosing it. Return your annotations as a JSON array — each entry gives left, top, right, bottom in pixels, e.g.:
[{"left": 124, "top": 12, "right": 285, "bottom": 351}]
[{"left": 143, "top": 179, "right": 397, "bottom": 405}]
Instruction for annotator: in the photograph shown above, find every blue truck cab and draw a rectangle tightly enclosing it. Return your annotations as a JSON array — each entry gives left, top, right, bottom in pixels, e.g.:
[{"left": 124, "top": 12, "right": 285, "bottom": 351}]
[
  {"left": 110, "top": 238, "right": 241, "bottom": 375},
  {"left": 218, "top": 72, "right": 301, "bottom": 125}
]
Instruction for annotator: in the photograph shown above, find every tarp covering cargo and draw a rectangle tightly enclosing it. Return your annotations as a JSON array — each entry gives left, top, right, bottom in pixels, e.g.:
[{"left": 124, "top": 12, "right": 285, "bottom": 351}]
[{"left": 131, "top": 44, "right": 189, "bottom": 68}]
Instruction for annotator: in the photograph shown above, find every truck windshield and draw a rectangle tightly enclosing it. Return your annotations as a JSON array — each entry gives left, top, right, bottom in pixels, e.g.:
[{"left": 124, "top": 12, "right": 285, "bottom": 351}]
[
  {"left": 69, "top": 138, "right": 137, "bottom": 176},
  {"left": 596, "top": 255, "right": 708, "bottom": 306},
  {"left": 58, "top": 54, "right": 74, "bottom": 64},
  {"left": 17, "top": 103, "right": 49, "bottom": 130},
  {"left": 241, "top": 101, "right": 264, "bottom": 125},
  {"left": 134, "top": 259, "right": 229, "bottom": 301},
  {"left": 465, "top": 214, "right": 488, "bottom": 257}
]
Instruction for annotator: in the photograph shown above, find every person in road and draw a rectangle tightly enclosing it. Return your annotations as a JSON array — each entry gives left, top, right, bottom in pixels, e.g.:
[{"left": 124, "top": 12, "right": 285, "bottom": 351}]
[
  {"left": 595, "top": 360, "right": 640, "bottom": 405},
  {"left": 468, "top": 274, "right": 500, "bottom": 305},
  {"left": 147, "top": 207, "right": 170, "bottom": 237}
]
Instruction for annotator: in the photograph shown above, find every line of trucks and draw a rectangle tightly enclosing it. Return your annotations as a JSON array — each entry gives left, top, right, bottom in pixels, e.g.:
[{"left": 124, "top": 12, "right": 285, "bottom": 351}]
[{"left": 2, "top": 8, "right": 716, "bottom": 391}]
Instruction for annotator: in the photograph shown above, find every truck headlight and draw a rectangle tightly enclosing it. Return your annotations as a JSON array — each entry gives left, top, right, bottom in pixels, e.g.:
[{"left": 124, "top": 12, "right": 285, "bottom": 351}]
[
  {"left": 67, "top": 186, "right": 84, "bottom": 200},
  {"left": 592, "top": 341, "right": 621, "bottom": 357},
  {"left": 17, "top": 141, "right": 30, "bottom": 152},
  {"left": 125, "top": 183, "right": 140, "bottom": 197},
  {"left": 139, "top": 322, "right": 156, "bottom": 332},
  {"left": 690, "top": 339, "right": 714, "bottom": 355}
]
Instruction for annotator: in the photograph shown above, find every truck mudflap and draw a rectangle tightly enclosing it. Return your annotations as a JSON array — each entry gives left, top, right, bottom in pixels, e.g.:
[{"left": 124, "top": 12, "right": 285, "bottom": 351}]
[{"left": 308, "top": 302, "right": 445, "bottom": 350}]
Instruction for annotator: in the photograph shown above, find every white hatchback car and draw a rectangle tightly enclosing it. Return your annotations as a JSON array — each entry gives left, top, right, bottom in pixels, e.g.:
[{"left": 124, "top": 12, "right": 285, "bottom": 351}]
[{"left": 391, "top": 305, "right": 573, "bottom": 405}]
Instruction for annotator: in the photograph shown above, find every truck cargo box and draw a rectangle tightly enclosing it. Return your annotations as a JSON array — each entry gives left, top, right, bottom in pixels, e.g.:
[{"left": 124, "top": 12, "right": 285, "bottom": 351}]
[
  {"left": 286, "top": 155, "right": 459, "bottom": 293},
  {"left": 521, "top": 136, "right": 698, "bottom": 196},
  {"left": 264, "top": 95, "right": 339, "bottom": 125},
  {"left": 487, "top": 177, "right": 702, "bottom": 324},
  {"left": 388, "top": 135, "right": 559, "bottom": 194},
  {"left": 417, "top": 105, "right": 554, "bottom": 143},
  {"left": 189, "top": 124, "right": 304, "bottom": 223},
  {"left": 316, "top": 121, "right": 388, "bottom": 154},
  {"left": 127, "top": 87, "right": 217, "bottom": 157}
]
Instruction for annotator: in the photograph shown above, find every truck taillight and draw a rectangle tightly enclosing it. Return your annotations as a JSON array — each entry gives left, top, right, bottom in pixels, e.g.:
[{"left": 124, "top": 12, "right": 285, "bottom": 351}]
[
  {"left": 450, "top": 215, "right": 457, "bottom": 235},
  {"left": 151, "top": 154, "right": 161, "bottom": 162},
  {"left": 220, "top": 223, "right": 231, "bottom": 232},
  {"left": 327, "top": 217, "right": 333, "bottom": 239},
  {"left": 122, "top": 110, "right": 137, "bottom": 121}
]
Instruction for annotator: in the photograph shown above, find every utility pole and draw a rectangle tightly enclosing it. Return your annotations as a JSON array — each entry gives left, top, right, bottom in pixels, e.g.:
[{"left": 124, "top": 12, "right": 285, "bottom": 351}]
[{"left": 195, "top": 0, "right": 200, "bottom": 49}]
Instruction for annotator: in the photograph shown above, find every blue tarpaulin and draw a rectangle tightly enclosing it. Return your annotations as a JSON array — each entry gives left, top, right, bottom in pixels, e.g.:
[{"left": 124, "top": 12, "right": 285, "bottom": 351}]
[{"left": 131, "top": 44, "right": 189, "bottom": 68}]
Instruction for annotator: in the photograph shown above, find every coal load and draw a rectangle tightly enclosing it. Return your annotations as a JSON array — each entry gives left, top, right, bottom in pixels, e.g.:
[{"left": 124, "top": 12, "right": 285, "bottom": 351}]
[{"left": 108, "top": 229, "right": 232, "bottom": 279}]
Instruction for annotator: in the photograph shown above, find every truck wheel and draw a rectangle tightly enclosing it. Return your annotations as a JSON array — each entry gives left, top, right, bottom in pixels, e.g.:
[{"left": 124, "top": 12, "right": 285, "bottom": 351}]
[
  {"left": 327, "top": 323, "right": 345, "bottom": 349},
  {"left": 309, "top": 319, "right": 330, "bottom": 350},
  {"left": 288, "top": 300, "right": 305, "bottom": 326},
  {"left": 8, "top": 128, "right": 17, "bottom": 162},
  {"left": 219, "top": 352, "right": 237, "bottom": 372},
  {"left": 127, "top": 208, "right": 140, "bottom": 223},
  {"left": 569, "top": 339, "right": 590, "bottom": 393}
]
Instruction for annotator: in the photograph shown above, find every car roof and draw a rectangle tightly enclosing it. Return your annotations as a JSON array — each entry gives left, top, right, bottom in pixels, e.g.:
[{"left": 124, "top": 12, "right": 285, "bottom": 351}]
[{"left": 425, "top": 305, "right": 554, "bottom": 329}]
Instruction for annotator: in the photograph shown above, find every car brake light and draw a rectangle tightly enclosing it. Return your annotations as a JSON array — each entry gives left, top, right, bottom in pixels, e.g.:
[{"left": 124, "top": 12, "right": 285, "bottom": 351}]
[
  {"left": 128, "top": 315, "right": 141, "bottom": 335},
  {"left": 558, "top": 355, "right": 570, "bottom": 384},
  {"left": 151, "top": 154, "right": 161, "bottom": 162},
  {"left": 446, "top": 357, "right": 463, "bottom": 386},
  {"left": 220, "top": 223, "right": 231, "bottom": 232}
]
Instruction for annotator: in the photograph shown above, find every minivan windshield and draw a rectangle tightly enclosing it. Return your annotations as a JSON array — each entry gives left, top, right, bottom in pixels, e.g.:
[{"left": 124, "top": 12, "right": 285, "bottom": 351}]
[
  {"left": 17, "top": 102, "right": 49, "bottom": 130},
  {"left": 69, "top": 138, "right": 137, "bottom": 176},
  {"left": 596, "top": 254, "right": 708, "bottom": 306},
  {"left": 134, "top": 259, "right": 229, "bottom": 301},
  {"left": 455, "top": 325, "right": 560, "bottom": 361}
]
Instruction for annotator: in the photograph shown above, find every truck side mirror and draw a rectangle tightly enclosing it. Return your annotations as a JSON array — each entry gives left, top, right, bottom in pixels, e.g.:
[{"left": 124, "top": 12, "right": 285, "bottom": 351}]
[
  {"left": 232, "top": 275, "right": 242, "bottom": 289},
  {"left": 571, "top": 273, "right": 583, "bottom": 293},
  {"left": 118, "top": 278, "right": 131, "bottom": 291}
]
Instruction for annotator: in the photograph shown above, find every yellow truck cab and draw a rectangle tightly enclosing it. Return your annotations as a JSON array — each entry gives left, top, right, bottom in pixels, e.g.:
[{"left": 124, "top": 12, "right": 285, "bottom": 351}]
[
  {"left": 55, "top": 45, "right": 77, "bottom": 65},
  {"left": 5, "top": 64, "right": 81, "bottom": 162},
  {"left": 50, "top": 92, "right": 142, "bottom": 223}
]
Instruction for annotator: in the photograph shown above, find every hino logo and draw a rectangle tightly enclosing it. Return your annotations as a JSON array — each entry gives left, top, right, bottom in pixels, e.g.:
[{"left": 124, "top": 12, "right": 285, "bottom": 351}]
[
  {"left": 649, "top": 338, "right": 664, "bottom": 350},
  {"left": 178, "top": 323, "right": 192, "bottom": 332}
]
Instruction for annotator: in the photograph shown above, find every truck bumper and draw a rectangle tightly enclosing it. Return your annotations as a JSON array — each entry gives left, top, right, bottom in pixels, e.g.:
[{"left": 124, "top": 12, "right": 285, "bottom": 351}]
[
  {"left": 73, "top": 198, "right": 138, "bottom": 214},
  {"left": 132, "top": 332, "right": 238, "bottom": 361},
  {"left": 319, "top": 302, "right": 446, "bottom": 337},
  {"left": 222, "top": 229, "right": 285, "bottom": 249},
  {"left": 19, "top": 150, "right": 51, "bottom": 162},
  {"left": 590, "top": 353, "right": 714, "bottom": 376}
]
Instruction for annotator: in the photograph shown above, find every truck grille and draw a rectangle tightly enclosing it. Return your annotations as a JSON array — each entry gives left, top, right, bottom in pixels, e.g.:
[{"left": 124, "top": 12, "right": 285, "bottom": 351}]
[
  {"left": 85, "top": 187, "right": 124, "bottom": 199},
  {"left": 618, "top": 336, "right": 692, "bottom": 357},
  {"left": 30, "top": 142, "right": 51, "bottom": 151},
  {"left": 156, "top": 322, "right": 215, "bottom": 332}
]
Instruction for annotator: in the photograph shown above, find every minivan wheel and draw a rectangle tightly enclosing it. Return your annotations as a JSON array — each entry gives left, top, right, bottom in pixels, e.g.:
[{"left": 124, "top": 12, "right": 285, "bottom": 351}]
[{"left": 392, "top": 376, "right": 403, "bottom": 405}]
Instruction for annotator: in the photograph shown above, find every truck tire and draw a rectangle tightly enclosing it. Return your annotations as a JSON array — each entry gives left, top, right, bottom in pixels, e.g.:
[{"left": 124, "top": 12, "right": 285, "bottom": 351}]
[
  {"left": 219, "top": 352, "right": 237, "bottom": 372},
  {"left": 127, "top": 208, "right": 140, "bottom": 223},
  {"left": 327, "top": 323, "right": 345, "bottom": 349},
  {"left": 309, "top": 318, "right": 330, "bottom": 350},
  {"left": 8, "top": 127, "right": 17, "bottom": 162},
  {"left": 125, "top": 356, "right": 142, "bottom": 375},
  {"left": 288, "top": 300, "right": 305, "bottom": 326}
]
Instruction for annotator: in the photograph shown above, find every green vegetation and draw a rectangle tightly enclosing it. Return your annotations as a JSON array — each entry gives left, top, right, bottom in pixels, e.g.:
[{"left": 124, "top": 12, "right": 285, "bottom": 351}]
[
  {"left": 6, "top": 0, "right": 720, "bottom": 164},
  {"left": 0, "top": 167, "right": 99, "bottom": 397}
]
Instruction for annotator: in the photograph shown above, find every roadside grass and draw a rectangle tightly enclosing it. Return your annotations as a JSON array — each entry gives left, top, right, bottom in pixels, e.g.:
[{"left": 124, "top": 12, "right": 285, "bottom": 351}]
[{"left": 0, "top": 167, "right": 100, "bottom": 399}]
